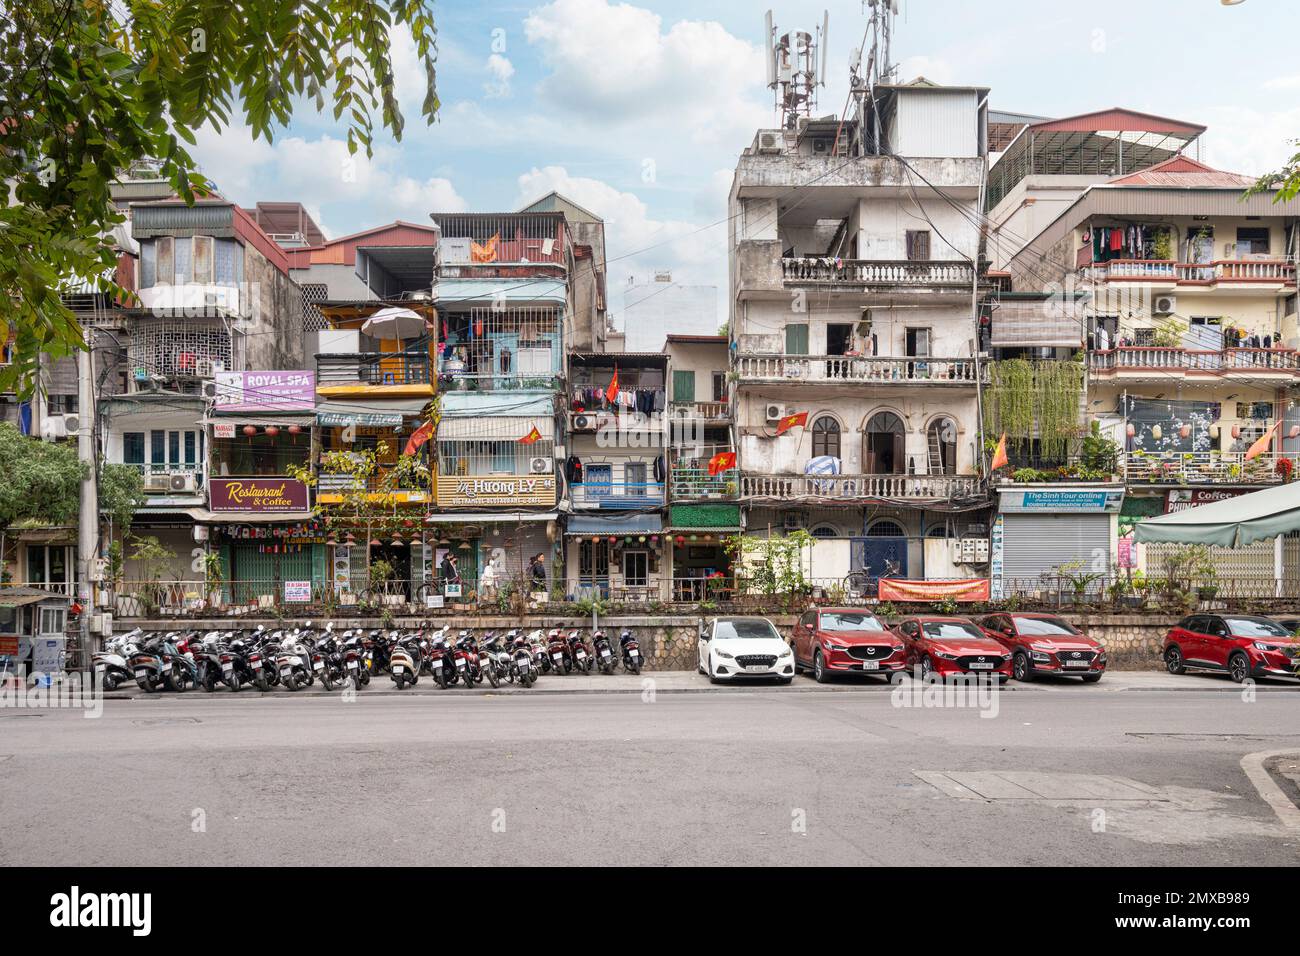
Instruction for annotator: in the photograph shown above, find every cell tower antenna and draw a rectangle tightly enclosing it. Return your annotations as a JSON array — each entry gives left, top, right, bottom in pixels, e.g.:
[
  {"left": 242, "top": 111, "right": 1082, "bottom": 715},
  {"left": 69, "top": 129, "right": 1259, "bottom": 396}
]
[{"left": 764, "top": 9, "right": 829, "bottom": 130}]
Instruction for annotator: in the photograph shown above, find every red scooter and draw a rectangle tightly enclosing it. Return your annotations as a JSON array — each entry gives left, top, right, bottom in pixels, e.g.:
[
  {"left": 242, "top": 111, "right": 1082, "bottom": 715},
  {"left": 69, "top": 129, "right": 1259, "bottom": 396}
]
[
  {"left": 567, "top": 629, "right": 594, "bottom": 674},
  {"left": 545, "top": 628, "right": 571, "bottom": 674}
]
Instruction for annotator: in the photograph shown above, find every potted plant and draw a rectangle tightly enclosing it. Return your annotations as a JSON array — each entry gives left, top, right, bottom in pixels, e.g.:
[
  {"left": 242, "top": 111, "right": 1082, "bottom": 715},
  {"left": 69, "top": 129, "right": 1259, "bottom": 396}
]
[{"left": 203, "top": 551, "right": 225, "bottom": 608}]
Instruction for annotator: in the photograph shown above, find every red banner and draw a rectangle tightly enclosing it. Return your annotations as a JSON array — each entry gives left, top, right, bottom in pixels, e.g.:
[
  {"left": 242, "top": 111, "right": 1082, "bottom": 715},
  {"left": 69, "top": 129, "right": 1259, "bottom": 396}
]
[{"left": 877, "top": 578, "right": 990, "bottom": 603}]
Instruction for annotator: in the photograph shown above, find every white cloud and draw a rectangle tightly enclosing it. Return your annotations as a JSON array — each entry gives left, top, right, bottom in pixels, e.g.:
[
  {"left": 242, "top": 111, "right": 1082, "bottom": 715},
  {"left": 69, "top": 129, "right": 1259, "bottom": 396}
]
[
  {"left": 1263, "top": 75, "right": 1300, "bottom": 91},
  {"left": 522, "top": 0, "right": 769, "bottom": 147},
  {"left": 484, "top": 54, "right": 515, "bottom": 99},
  {"left": 1200, "top": 104, "right": 1300, "bottom": 178}
]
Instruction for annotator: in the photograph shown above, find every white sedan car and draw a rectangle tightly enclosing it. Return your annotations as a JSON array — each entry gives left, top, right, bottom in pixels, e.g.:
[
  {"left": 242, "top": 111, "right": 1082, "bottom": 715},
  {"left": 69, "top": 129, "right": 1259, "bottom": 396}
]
[{"left": 697, "top": 617, "right": 794, "bottom": 684}]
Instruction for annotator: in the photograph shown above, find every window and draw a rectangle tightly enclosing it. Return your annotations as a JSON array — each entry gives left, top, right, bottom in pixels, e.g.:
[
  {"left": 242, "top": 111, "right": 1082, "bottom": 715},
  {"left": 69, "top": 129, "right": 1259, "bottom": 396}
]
[
  {"left": 1236, "top": 227, "right": 1270, "bottom": 257},
  {"left": 865, "top": 412, "right": 906, "bottom": 475},
  {"left": 927, "top": 417, "right": 957, "bottom": 475},
  {"left": 811, "top": 416, "right": 841, "bottom": 458},
  {"left": 192, "top": 235, "right": 214, "bottom": 284},
  {"left": 711, "top": 372, "right": 727, "bottom": 403},
  {"left": 47, "top": 395, "right": 78, "bottom": 415},
  {"left": 622, "top": 551, "right": 649, "bottom": 587},
  {"left": 38, "top": 606, "right": 66, "bottom": 636},
  {"left": 784, "top": 323, "right": 809, "bottom": 355},
  {"left": 26, "top": 545, "right": 71, "bottom": 592},
  {"left": 905, "top": 328, "right": 930, "bottom": 358},
  {"left": 624, "top": 461, "right": 648, "bottom": 494},
  {"left": 672, "top": 370, "right": 695, "bottom": 403},
  {"left": 817, "top": 612, "right": 885, "bottom": 632},
  {"left": 809, "top": 525, "right": 838, "bottom": 539},
  {"left": 586, "top": 463, "right": 612, "bottom": 497},
  {"left": 123, "top": 432, "right": 145, "bottom": 466},
  {"left": 905, "top": 230, "right": 931, "bottom": 261},
  {"left": 155, "top": 236, "right": 174, "bottom": 286},
  {"left": 867, "top": 520, "right": 906, "bottom": 537}
]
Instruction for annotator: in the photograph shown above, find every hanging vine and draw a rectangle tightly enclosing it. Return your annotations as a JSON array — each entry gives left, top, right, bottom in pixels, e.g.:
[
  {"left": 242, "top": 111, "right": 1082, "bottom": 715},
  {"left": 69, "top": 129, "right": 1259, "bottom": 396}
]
[{"left": 985, "top": 359, "right": 1084, "bottom": 460}]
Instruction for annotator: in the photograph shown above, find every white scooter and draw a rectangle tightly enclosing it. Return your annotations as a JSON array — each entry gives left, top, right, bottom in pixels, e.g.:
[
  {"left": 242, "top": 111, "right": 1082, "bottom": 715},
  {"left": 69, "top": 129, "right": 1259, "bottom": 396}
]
[{"left": 92, "top": 629, "right": 143, "bottom": 690}]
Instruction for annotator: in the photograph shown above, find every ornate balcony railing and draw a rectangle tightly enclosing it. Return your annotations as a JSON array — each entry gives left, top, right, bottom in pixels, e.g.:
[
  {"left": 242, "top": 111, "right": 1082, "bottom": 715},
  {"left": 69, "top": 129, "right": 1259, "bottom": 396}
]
[
  {"left": 735, "top": 354, "right": 987, "bottom": 384},
  {"left": 1088, "top": 347, "right": 1300, "bottom": 373},
  {"left": 1123, "top": 451, "right": 1285, "bottom": 486},
  {"left": 571, "top": 481, "right": 665, "bottom": 509},
  {"left": 782, "top": 257, "right": 975, "bottom": 288},
  {"left": 1079, "top": 258, "right": 1295, "bottom": 285},
  {"left": 740, "top": 473, "right": 982, "bottom": 501}
]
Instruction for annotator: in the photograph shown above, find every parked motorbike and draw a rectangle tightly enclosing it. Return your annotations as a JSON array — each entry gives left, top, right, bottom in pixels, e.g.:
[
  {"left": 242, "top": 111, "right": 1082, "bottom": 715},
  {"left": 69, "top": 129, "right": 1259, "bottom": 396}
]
[
  {"left": 340, "top": 630, "right": 371, "bottom": 689},
  {"left": 194, "top": 632, "right": 229, "bottom": 692},
  {"left": 510, "top": 630, "right": 538, "bottom": 687},
  {"left": 428, "top": 627, "right": 457, "bottom": 689},
  {"left": 480, "top": 631, "right": 511, "bottom": 687},
  {"left": 389, "top": 631, "right": 425, "bottom": 690},
  {"left": 545, "top": 628, "right": 571, "bottom": 675},
  {"left": 92, "top": 629, "right": 142, "bottom": 691},
  {"left": 454, "top": 630, "right": 484, "bottom": 688},
  {"left": 526, "top": 629, "right": 549, "bottom": 673},
  {"left": 313, "top": 624, "right": 348, "bottom": 692},
  {"left": 619, "top": 628, "right": 643, "bottom": 675},
  {"left": 591, "top": 629, "right": 616, "bottom": 675},
  {"left": 246, "top": 626, "right": 279, "bottom": 692},
  {"left": 276, "top": 628, "right": 316, "bottom": 691},
  {"left": 567, "top": 629, "right": 594, "bottom": 674},
  {"left": 221, "top": 630, "right": 261, "bottom": 692}
]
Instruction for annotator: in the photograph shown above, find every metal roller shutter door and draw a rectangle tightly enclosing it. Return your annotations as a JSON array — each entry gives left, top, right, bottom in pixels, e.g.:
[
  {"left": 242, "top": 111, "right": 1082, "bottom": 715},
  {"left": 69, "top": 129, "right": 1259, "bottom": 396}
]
[{"left": 1001, "top": 514, "right": 1111, "bottom": 581}]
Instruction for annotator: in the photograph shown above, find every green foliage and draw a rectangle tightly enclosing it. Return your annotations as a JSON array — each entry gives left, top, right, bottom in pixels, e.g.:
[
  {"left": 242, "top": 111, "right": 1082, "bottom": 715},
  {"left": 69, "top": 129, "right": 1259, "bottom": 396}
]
[
  {"left": 98, "top": 463, "right": 147, "bottom": 531},
  {"left": 575, "top": 595, "right": 610, "bottom": 617},
  {"left": 368, "top": 559, "right": 395, "bottom": 588},
  {"left": 724, "top": 530, "right": 813, "bottom": 601},
  {"left": 1249, "top": 139, "right": 1300, "bottom": 202},
  {"left": 0, "top": 2, "right": 440, "bottom": 393},
  {"left": 984, "top": 359, "right": 1084, "bottom": 462},
  {"left": 0, "top": 423, "right": 86, "bottom": 532},
  {"left": 128, "top": 535, "right": 175, "bottom": 586},
  {"left": 1080, "top": 420, "right": 1120, "bottom": 475}
]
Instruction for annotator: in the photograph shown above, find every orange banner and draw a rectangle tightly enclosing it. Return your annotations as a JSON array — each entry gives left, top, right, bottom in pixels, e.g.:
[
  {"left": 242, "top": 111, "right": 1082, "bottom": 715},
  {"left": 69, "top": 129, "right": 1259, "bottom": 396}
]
[{"left": 877, "top": 578, "right": 990, "bottom": 602}]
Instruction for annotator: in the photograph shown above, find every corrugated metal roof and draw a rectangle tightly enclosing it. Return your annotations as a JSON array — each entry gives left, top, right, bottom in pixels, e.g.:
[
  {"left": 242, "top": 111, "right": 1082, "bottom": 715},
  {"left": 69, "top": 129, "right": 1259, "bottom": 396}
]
[
  {"left": 433, "top": 278, "right": 566, "bottom": 305},
  {"left": 566, "top": 514, "right": 664, "bottom": 535},
  {"left": 1029, "top": 108, "right": 1204, "bottom": 135},
  {"left": 1108, "top": 156, "right": 1255, "bottom": 188}
]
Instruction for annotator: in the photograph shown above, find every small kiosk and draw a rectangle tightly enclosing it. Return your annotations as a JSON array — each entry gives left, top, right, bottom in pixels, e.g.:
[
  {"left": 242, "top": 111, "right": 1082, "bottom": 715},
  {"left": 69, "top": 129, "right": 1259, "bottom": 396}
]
[{"left": 0, "top": 588, "right": 72, "bottom": 683}]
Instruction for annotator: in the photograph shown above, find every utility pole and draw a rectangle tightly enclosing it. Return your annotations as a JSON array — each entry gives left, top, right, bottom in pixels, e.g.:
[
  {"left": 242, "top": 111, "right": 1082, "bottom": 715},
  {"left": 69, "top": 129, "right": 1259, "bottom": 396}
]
[{"left": 77, "top": 324, "right": 98, "bottom": 668}]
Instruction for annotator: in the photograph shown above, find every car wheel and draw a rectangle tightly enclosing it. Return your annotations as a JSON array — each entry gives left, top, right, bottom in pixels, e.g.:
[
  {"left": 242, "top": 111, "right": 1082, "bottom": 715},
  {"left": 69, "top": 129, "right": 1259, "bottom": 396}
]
[
  {"left": 1228, "top": 651, "right": 1250, "bottom": 684},
  {"left": 919, "top": 655, "right": 935, "bottom": 681},
  {"left": 1164, "top": 645, "right": 1186, "bottom": 675},
  {"left": 1012, "top": 651, "right": 1033, "bottom": 682},
  {"left": 813, "top": 650, "right": 830, "bottom": 684},
  {"left": 1080, "top": 673, "right": 1102, "bottom": 683}
]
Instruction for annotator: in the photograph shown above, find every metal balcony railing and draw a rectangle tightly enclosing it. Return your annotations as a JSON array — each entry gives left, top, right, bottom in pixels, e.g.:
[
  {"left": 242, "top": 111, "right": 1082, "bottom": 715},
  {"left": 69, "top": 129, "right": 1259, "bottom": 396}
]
[
  {"left": 669, "top": 466, "right": 737, "bottom": 500},
  {"left": 317, "top": 352, "right": 433, "bottom": 387},
  {"left": 735, "top": 354, "right": 987, "bottom": 384},
  {"left": 570, "top": 481, "right": 665, "bottom": 509},
  {"left": 1123, "top": 451, "right": 1285, "bottom": 485},
  {"left": 669, "top": 400, "right": 731, "bottom": 421}
]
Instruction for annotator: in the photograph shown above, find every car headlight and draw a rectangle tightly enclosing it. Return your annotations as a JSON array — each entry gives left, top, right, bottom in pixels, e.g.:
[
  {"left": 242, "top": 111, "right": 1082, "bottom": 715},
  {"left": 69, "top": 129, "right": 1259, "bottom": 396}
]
[
  {"left": 716, "top": 650, "right": 734, "bottom": 659},
  {"left": 822, "top": 639, "right": 847, "bottom": 650},
  {"left": 934, "top": 650, "right": 957, "bottom": 660},
  {"left": 1029, "top": 642, "right": 1055, "bottom": 652},
  {"left": 1253, "top": 642, "right": 1278, "bottom": 652},
  {"left": 779, "top": 647, "right": 793, "bottom": 657}
]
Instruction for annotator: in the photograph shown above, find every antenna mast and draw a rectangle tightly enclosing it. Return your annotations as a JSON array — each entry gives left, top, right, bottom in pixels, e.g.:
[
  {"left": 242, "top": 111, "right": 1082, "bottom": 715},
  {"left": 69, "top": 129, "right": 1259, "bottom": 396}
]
[{"left": 764, "top": 9, "right": 829, "bottom": 130}]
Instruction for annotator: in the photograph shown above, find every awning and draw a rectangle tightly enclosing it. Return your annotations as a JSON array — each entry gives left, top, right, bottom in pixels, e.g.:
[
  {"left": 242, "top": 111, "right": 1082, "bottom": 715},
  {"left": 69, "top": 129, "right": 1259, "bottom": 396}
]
[
  {"left": 437, "top": 415, "right": 554, "bottom": 441},
  {"left": 0, "top": 588, "right": 70, "bottom": 608},
  {"left": 194, "top": 509, "right": 315, "bottom": 524},
  {"left": 434, "top": 278, "right": 567, "bottom": 306},
  {"left": 425, "top": 511, "right": 557, "bottom": 524},
  {"left": 565, "top": 514, "right": 663, "bottom": 535},
  {"left": 315, "top": 398, "right": 429, "bottom": 427},
  {"left": 1133, "top": 483, "right": 1300, "bottom": 547},
  {"left": 202, "top": 413, "right": 316, "bottom": 428}
]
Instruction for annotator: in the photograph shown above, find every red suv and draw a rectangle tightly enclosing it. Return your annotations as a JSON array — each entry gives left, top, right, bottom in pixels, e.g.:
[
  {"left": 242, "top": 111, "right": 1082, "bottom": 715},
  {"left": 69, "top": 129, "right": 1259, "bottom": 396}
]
[
  {"left": 893, "top": 615, "right": 1012, "bottom": 681},
  {"left": 977, "top": 612, "right": 1106, "bottom": 683},
  {"left": 791, "top": 608, "right": 906, "bottom": 682},
  {"left": 1163, "top": 614, "right": 1300, "bottom": 683}
]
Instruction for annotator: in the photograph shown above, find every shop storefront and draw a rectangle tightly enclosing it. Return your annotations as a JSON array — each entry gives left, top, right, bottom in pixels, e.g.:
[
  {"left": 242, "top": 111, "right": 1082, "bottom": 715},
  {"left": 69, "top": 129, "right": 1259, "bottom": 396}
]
[
  {"left": 425, "top": 512, "right": 557, "bottom": 606},
  {"left": 993, "top": 484, "right": 1124, "bottom": 598},
  {"left": 565, "top": 514, "right": 666, "bottom": 603},
  {"left": 666, "top": 504, "right": 738, "bottom": 602}
]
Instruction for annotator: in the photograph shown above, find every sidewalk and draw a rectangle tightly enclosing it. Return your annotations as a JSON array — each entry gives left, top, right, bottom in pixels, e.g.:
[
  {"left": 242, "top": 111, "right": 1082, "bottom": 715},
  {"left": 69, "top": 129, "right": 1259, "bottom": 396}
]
[{"left": 98, "top": 669, "right": 1300, "bottom": 700}]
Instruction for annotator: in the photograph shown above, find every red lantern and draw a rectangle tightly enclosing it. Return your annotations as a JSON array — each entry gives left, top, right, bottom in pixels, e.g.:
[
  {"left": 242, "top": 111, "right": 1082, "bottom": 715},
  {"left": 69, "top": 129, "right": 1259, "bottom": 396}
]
[
  {"left": 264, "top": 426, "right": 280, "bottom": 438},
  {"left": 1232, "top": 424, "right": 1242, "bottom": 439},
  {"left": 607, "top": 536, "right": 617, "bottom": 543},
  {"left": 1179, "top": 424, "right": 1191, "bottom": 439},
  {"left": 675, "top": 535, "right": 686, "bottom": 546},
  {"left": 287, "top": 424, "right": 302, "bottom": 436},
  {"left": 242, "top": 425, "right": 257, "bottom": 437},
  {"left": 1125, "top": 423, "right": 1135, "bottom": 438}
]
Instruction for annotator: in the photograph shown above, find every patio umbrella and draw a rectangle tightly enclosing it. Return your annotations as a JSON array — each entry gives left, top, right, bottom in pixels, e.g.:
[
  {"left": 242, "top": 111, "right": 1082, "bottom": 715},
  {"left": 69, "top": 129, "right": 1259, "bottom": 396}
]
[
  {"left": 361, "top": 307, "right": 431, "bottom": 341},
  {"left": 1133, "top": 482, "right": 1300, "bottom": 547}
]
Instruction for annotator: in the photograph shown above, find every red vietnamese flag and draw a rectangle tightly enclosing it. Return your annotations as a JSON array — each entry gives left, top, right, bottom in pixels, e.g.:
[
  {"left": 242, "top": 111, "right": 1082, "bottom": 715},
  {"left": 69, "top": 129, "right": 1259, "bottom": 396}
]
[
  {"left": 707, "top": 451, "right": 736, "bottom": 475},
  {"left": 775, "top": 411, "right": 808, "bottom": 436},
  {"left": 990, "top": 432, "right": 1009, "bottom": 471},
  {"left": 518, "top": 425, "right": 542, "bottom": 445},
  {"left": 605, "top": 365, "right": 619, "bottom": 404},
  {"left": 1245, "top": 420, "right": 1281, "bottom": 461},
  {"left": 403, "top": 420, "right": 435, "bottom": 457}
]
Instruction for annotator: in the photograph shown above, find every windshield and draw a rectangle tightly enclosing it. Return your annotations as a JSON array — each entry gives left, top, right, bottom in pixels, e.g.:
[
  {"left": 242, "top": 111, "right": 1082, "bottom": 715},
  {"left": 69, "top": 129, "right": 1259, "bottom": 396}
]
[
  {"left": 818, "top": 612, "right": 885, "bottom": 632},
  {"left": 1013, "top": 616, "right": 1081, "bottom": 637},
  {"left": 1224, "top": 617, "right": 1291, "bottom": 638},
  {"left": 922, "top": 621, "right": 985, "bottom": 641},
  {"left": 714, "top": 620, "right": 780, "bottom": 641}
]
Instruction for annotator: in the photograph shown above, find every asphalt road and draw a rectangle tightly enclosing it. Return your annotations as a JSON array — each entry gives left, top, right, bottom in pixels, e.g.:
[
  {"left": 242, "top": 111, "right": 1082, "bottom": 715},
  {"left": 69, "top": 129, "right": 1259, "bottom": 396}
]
[{"left": 2, "top": 679, "right": 1298, "bottom": 866}]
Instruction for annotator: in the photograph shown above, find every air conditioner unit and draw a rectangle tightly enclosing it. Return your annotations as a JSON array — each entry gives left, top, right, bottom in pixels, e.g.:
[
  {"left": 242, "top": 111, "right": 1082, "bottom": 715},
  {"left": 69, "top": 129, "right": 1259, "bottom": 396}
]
[
  {"left": 765, "top": 403, "right": 786, "bottom": 423},
  {"left": 195, "top": 359, "right": 225, "bottom": 378},
  {"left": 1153, "top": 294, "right": 1177, "bottom": 316},
  {"left": 145, "top": 474, "right": 171, "bottom": 492},
  {"left": 201, "top": 381, "right": 219, "bottom": 399},
  {"left": 529, "top": 456, "right": 551, "bottom": 474},
  {"left": 169, "top": 472, "right": 199, "bottom": 493},
  {"left": 39, "top": 416, "right": 68, "bottom": 440},
  {"left": 757, "top": 131, "right": 782, "bottom": 154},
  {"left": 573, "top": 413, "right": 592, "bottom": 431}
]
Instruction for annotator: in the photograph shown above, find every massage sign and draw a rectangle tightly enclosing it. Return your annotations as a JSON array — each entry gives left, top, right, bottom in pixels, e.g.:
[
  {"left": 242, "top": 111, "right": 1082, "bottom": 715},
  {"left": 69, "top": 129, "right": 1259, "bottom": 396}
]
[{"left": 208, "top": 478, "right": 311, "bottom": 513}]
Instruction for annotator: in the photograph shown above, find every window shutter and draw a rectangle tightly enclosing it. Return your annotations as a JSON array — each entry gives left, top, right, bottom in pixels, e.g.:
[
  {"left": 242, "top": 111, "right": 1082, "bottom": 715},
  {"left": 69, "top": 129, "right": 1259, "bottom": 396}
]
[{"left": 785, "top": 324, "right": 809, "bottom": 355}]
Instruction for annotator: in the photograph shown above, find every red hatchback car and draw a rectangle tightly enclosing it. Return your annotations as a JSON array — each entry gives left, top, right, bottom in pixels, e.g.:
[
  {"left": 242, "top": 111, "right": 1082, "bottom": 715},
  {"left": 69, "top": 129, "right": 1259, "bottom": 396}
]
[
  {"left": 791, "top": 608, "right": 906, "bottom": 682},
  {"left": 1163, "top": 613, "right": 1300, "bottom": 683},
  {"left": 977, "top": 612, "right": 1106, "bottom": 683},
  {"left": 892, "top": 615, "right": 1012, "bottom": 681}
]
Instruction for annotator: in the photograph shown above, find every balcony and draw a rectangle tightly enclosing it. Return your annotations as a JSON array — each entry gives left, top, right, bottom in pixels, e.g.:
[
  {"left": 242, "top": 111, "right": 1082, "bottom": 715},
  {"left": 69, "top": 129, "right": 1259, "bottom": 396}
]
[
  {"left": 436, "top": 212, "right": 568, "bottom": 278},
  {"left": 571, "top": 481, "right": 665, "bottom": 510},
  {"left": 669, "top": 401, "right": 731, "bottom": 423},
  {"left": 316, "top": 471, "right": 430, "bottom": 506},
  {"left": 1124, "top": 451, "right": 1285, "bottom": 486},
  {"left": 740, "top": 473, "right": 982, "bottom": 502},
  {"left": 781, "top": 257, "right": 975, "bottom": 291},
  {"left": 316, "top": 352, "right": 435, "bottom": 397},
  {"left": 735, "top": 354, "right": 988, "bottom": 386},
  {"left": 1088, "top": 347, "right": 1300, "bottom": 381},
  {"left": 1079, "top": 258, "right": 1295, "bottom": 291}
]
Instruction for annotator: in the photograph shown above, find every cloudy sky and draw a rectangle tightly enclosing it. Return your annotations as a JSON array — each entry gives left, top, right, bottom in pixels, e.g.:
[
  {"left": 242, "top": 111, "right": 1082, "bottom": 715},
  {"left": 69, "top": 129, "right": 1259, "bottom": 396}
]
[{"left": 195, "top": 0, "right": 1300, "bottom": 323}]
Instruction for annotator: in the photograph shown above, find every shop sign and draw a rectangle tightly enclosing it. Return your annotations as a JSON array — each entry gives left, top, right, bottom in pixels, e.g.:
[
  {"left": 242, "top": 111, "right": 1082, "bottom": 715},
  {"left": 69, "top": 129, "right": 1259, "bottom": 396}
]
[
  {"left": 208, "top": 478, "right": 310, "bottom": 513},
  {"left": 1165, "top": 488, "right": 1246, "bottom": 514},
  {"left": 0, "top": 636, "right": 19, "bottom": 656},
  {"left": 999, "top": 488, "right": 1123, "bottom": 513},
  {"left": 990, "top": 515, "right": 1004, "bottom": 599},
  {"left": 317, "top": 411, "right": 404, "bottom": 427},
  {"left": 878, "top": 578, "right": 991, "bottom": 603},
  {"left": 283, "top": 581, "right": 312, "bottom": 603},
  {"left": 214, "top": 371, "right": 315, "bottom": 412},
  {"left": 213, "top": 423, "right": 236, "bottom": 439},
  {"left": 436, "top": 475, "right": 557, "bottom": 508}
]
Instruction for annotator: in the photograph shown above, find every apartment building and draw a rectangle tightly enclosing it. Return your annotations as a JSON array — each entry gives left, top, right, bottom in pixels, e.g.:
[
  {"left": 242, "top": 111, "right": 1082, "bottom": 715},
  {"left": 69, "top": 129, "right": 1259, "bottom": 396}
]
[{"left": 727, "top": 80, "right": 992, "bottom": 586}]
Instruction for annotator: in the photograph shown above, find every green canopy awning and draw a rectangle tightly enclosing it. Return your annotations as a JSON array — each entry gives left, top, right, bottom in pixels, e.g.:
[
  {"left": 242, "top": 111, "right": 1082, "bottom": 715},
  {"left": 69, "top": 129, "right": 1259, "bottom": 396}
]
[{"left": 1133, "top": 482, "right": 1300, "bottom": 547}]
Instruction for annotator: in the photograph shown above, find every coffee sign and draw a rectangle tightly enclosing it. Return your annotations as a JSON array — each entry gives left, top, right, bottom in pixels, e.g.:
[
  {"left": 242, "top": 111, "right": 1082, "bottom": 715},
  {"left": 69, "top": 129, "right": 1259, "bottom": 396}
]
[{"left": 208, "top": 478, "right": 310, "bottom": 513}]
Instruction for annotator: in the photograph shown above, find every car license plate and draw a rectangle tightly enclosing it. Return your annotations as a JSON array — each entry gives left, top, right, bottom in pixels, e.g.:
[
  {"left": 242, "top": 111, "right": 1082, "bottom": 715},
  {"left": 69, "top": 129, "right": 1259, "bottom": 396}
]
[
  {"left": 745, "top": 664, "right": 768, "bottom": 672},
  {"left": 969, "top": 662, "right": 994, "bottom": 670},
  {"left": 860, "top": 660, "right": 879, "bottom": 670}
]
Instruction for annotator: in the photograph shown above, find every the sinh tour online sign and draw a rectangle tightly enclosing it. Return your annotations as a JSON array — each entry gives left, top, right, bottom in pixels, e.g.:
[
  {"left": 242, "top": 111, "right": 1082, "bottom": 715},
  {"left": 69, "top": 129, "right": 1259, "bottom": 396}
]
[{"left": 208, "top": 478, "right": 310, "bottom": 513}]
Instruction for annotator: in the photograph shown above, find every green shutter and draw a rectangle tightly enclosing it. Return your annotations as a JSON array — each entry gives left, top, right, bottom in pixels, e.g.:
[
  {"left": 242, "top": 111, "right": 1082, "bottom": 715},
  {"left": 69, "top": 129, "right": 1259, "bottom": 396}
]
[
  {"left": 672, "top": 370, "right": 696, "bottom": 402},
  {"left": 785, "top": 324, "right": 809, "bottom": 355}
]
